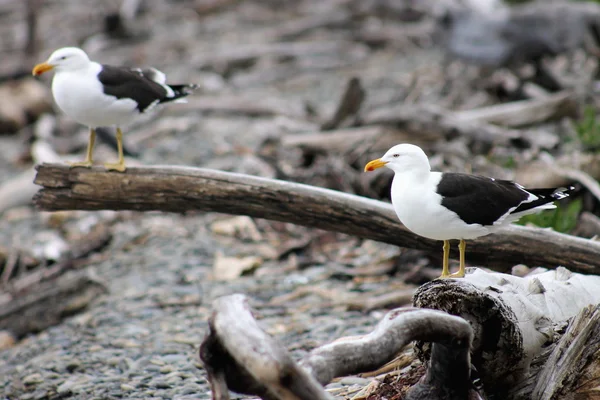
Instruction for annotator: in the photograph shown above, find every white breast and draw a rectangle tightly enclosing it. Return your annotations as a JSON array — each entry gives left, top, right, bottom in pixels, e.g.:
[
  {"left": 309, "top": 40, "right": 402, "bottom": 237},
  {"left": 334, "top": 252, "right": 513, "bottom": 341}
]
[
  {"left": 391, "top": 171, "right": 490, "bottom": 241},
  {"left": 51, "top": 63, "right": 139, "bottom": 128}
]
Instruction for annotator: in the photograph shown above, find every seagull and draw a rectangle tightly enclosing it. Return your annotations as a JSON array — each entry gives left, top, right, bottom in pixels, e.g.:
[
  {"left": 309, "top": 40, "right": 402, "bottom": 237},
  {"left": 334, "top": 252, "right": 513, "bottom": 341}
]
[
  {"left": 364, "top": 144, "right": 573, "bottom": 278},
  {"left": 32, "top": 47, "right": 197, "bottom": 172}
]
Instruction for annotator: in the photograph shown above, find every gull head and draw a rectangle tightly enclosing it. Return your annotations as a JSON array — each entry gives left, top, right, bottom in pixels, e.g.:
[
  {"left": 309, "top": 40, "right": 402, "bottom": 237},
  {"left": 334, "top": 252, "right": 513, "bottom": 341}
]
[
  {"left": 364, "top": 144, "right": 431, "bottom": 174},
  {"left": 33, "top": 47, "right": 91, "bottom": 76}
]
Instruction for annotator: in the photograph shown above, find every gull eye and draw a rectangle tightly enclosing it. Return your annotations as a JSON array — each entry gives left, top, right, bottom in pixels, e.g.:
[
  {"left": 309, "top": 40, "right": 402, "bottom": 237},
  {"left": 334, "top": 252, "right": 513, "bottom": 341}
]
[
  {"left": 60, "top": 56, "right": 67, "bottom": 60},
  {"left": 393, "top": 154, "right": 400, "bottom": 158}
]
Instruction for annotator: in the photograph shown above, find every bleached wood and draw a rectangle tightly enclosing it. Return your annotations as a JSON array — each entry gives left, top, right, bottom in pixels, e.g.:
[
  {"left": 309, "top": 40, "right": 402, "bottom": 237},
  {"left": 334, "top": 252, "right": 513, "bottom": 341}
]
[
  {"left": 200, "top": 294, "right": 333, "bottom": 400},
  {"left": 532, "top": 305, "right": 600, "bottom": 400},
  {"left": 452, "top": 91, "right": 578, "bottom": 128},
  {"left": 281, "top": 125, "right": 438, "bottom": 155},
  {"left": 414, "top": 267, "right": 600, "bottom": 398},
  {"left": 200, "top": 294, "right": 475, "bottom": 400}
]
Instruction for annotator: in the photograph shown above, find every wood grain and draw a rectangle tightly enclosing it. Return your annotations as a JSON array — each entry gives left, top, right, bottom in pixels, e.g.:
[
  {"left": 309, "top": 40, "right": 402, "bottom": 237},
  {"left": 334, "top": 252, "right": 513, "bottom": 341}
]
[{"left": 33, "top": 163, "right": 600, "bottom": 273}]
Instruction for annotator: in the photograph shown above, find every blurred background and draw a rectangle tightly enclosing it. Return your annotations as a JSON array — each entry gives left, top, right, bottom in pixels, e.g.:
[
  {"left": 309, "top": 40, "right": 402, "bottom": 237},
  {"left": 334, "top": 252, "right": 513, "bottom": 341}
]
[{"left": 1, "top": 0, "right": 600, "bottom": 398}]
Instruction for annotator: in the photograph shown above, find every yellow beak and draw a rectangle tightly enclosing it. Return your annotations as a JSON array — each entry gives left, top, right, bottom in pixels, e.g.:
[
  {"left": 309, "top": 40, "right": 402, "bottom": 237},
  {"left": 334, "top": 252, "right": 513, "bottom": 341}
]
[
  {"left": 364, "top": 158, "right": 388, "bottom": 172},
  {"left": 32, "top": 62, "right": 54, "bottom": 76}
]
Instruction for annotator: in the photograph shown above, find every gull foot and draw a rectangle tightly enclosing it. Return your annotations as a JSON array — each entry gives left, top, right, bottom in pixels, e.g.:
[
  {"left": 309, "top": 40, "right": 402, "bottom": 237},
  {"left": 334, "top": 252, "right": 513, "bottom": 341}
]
[
  {"left": 68, "top": 160, "right": 93, "bottom": 168},
  {"left": 447, "top": 270, "right": 465, "bottom": 279},
  {"left": 437, "top": 270, "right": 465, "bottom": 279},
  {"left": 103, "top": 162, "right": 126, "bottom": 172}
]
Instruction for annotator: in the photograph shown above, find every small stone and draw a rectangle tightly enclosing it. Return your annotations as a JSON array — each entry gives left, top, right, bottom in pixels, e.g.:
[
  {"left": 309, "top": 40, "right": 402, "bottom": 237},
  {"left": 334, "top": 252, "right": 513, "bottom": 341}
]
[
  {"left": 212, "top": 252, "right": 262, "bottom": 280},
  {"left": 120, "top": 384, "right": 135, "bottom": 391},
  {"left": 0, "top": 330, "right": 16, "bottom": 350},
  {"left": 160, "top": 365, "right": 175, "bottom": 374},
  {"left": 169, "top": 335, "right": 197, "bottom": 346},
  {"left": 65, "top": 359, "right": 82, "bottom": 373},
  {"left": 178, "top": 384, "right": 201, "bottom": 395},
  {"left": 152, "top": 379, "right": 172, "bottom": 389},
  {"left": 22, "top": 373, "right": 44, "bottom": 385},
  {"left": 57, "top": 379, "right": 75, "bottom": 393},
  {"left": 161, "top": 354, "right": 187, "bottom": 364},
  {"left": 107, "top": 357, "right": 121, "bottom": 366},
  {"left": 111, "top": 338, "right": 140, "bottom": 348}
]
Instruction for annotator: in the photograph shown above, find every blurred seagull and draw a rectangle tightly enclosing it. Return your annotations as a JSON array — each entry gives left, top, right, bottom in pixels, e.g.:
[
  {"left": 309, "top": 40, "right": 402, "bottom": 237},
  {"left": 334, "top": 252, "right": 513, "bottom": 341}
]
[{"left": 33, "top": 47, "right": 197, "bottom": 172}]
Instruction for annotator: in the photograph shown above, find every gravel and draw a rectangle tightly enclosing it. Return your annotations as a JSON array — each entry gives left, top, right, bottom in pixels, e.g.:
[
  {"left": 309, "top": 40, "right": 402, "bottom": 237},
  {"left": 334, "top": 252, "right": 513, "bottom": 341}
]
[{"left": 0, "top": 0, "right": 436, "bottom": 398}]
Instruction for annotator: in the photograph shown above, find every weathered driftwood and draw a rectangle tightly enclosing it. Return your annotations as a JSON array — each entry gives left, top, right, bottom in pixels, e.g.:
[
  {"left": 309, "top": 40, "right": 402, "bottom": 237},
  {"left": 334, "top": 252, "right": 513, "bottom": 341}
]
[
  {"left": 33, "top": 164, "right": 600, "bottom": 273},
  {"left": 201, "top": 269, "right": 600, "bottom": 400},
  {"left": 515, "top": 152, "right": 600, "bottom": 188},
  {"left": 199, "top": 294, "right": 476, "bottom": 400},
  {"left": 362, "top": 103, "right": 532, "bottom": 146},
  {"left": 200, "top": 294, "right": 332, "bottom": 400},
  {"left": 0, "top": 222, "right": 111, "bottom": 337},
  {"left": 512, "top": 304, "right": 600, "bottom": 400},
  {"left": 191, "top": 40, "right": 363, "bottom": 75},
  {"left": 320, "top": 77, "right": 365, "bottom": 130},
  {"left": 414, "top": 267, "right": 600, "bottom": 399},
  {"left": 262, "top": 8, "right": 351, "bottom": 42},
  {"left": 452, "top": 91, "right": 579, "bottom": 128},
  {"left": 281, "top": 125, "right": 439, "bottom": 156},
  {"left": 0, "top": 270, "right": 107, "bottom": 338}
]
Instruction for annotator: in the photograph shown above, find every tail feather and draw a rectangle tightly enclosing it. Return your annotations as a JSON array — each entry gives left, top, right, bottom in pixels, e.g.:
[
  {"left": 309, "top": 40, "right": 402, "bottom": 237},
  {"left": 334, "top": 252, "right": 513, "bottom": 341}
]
[
  {"left": 160, "top": 83, "right": 198, "bottom": 104},
  {"left": 511, "top": 186, "right": 575, "bottom": 214}
]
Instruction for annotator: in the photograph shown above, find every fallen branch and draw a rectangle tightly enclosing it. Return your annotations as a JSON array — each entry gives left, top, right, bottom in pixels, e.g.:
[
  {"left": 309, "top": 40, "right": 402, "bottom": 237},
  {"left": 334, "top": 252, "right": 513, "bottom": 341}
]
[
  {"left": 202, "top": 269, "right": 600, "bottom": 400},
  {"left": 0, "top": 270, "right": 107, "bottom": 338},
  {"left": 281, "top": 125, "right": 439, "bottom": 156},
  {"left": 515, "top": 152, "right": 600, "bottom": 188},
  {"left": 199, "top": 294, "right": 476, "bottom": 400},
  {"left": 33, "top": 164, "right": 600, "bottom": 273},
  {"left": 362, "top": 103, "right": 529, "bottom": 146},
  {"left": 452, "top": 91, "right": 579, "bottom": 128},
  {"left": 200, "top": 294, "right": 330, "bottom": 400}
]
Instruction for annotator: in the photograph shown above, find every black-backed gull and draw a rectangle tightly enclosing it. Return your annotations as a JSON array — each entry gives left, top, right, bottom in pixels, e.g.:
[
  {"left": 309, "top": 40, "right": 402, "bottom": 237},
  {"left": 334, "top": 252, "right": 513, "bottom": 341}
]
[
  {"left": 33, "top": 47, "right": 197, "bottom": 172},
  {"left": 365, "top": 144, "right": 573, "bottom": 278}
]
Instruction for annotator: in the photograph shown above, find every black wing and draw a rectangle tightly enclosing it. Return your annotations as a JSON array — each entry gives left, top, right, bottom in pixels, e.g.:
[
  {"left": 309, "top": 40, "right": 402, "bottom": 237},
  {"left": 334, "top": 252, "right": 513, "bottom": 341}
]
[
  {"left": 97, "top": 65, "right": 190, "bottom": 112},
  {"left": 436, "top": 173, "right": 530, "bottom": 226}
]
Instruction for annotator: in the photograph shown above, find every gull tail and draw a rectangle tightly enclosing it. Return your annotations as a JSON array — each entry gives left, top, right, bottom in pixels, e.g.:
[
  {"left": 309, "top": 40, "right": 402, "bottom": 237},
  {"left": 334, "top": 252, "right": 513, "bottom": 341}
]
[
  {"left": 162, "top": 83, "right": 198, "bottom": 104},
  {"left": 511, "top": 186, "right": 575, "bottom": 215}
]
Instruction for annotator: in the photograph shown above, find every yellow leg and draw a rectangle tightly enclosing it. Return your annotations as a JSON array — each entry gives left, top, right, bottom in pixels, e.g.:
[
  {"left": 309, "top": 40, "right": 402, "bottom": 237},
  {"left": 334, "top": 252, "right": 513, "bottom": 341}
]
[
  {"left": 449, "top": 239, "right": 467, "bottom": 278},
  {"left": 439, "top": 240, "right": 451, "bottom": 278},
  {"left": 103, "top": 127, "right": 126, "bottom": 172},
  {"left": 69, "top": 128, "right": 96, "bottom": 168}
]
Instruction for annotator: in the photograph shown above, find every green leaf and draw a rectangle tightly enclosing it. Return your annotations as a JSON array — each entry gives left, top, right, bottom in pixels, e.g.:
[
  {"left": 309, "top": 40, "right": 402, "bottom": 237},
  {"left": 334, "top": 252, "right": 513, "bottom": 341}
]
[{"left": 516, "top": 198, "right": 582, "bottom": 233}]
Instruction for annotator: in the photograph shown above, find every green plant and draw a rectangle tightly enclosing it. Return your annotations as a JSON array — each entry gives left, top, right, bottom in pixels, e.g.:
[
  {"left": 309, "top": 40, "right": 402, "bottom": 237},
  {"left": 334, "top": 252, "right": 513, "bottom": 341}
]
[
  {"left": 575, "top": 106, "right": 600, "bottom": 150},
  {"left": 516, "top": 198, "right": 582, "bottom": 233}
]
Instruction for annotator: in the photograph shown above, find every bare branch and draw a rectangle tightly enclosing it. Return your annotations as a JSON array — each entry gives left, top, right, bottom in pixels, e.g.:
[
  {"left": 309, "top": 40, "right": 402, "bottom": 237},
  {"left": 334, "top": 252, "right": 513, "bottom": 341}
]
[
  {"left": 199, "top": 294, "right": 332, "bottom": 400},
  {"left": 200, "top": 294, "right": 475, "bottom": 400},
  {"left": 300, "top": 307, "right": 472, "bottom": 385},
  {"left": 33, "top": 164, "right": 600, "bottom": 273}
]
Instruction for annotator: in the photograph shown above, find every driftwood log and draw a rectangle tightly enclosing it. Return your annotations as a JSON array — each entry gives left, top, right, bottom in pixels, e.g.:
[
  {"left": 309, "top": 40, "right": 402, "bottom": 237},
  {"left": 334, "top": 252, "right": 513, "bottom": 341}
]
[
  {"left": 33, "top": 164, "right": 600, "bottom": 274},
  {"left": 0, "top": 270, "right": 107, "bottom": 338},
  {"left": 200, "top": 294, "right": 477, "bottom": 400},
  {"left": 200, "top": 268, "right": 600, "bottom": 400},
  {"left": 415, "top": 267, "right": 600, "bottom": 399}
]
